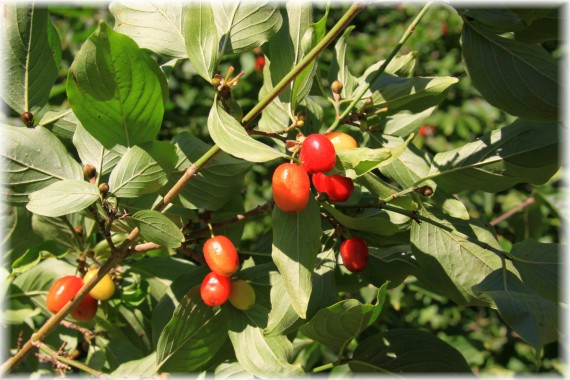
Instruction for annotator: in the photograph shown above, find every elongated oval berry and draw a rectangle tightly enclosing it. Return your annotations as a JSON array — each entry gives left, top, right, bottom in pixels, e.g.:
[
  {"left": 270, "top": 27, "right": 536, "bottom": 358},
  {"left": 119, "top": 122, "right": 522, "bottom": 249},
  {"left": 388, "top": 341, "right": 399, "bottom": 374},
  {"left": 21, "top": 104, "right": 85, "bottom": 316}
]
[
  {"left": 70, "top": 294, "right": 98, "bottom": 321},
  {"left": 203, "top": 235, "right": 240, "bottom": 277},
  {"left": 312, "top": 172, "right": 331, "bottom": 195},
  {"left": 201, "top": 272, "right": 232, "bottom": 306},
  {"left": 46, "top": 275, "right": 98, "bottom": 321},
  {"left": 272, "top": 163, "right": 310, "bottom": 213},
  {"left": 229, "top": 279, "right": 256, "bottom": 311},
  {"left": 83, "top": 268, "right": 116, "bottom": 301},
  {"left": 312, "top": 173, "right": 354, "bottom": 202},
  {"left": 339, "top": 237, "right": 369, "bottom": 273},
  {"left": 324, "top": 132, "right": 357, "bottom": 150},
  {"left": 299, "top": 134, "right": 336, "bottom": 174}
]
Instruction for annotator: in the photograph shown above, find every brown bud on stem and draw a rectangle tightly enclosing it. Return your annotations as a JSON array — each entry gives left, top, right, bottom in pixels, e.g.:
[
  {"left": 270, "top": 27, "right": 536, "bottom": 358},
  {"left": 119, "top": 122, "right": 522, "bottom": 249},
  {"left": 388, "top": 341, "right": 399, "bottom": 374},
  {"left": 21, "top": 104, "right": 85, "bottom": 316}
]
[
  {"left": 20, "top": 112, "right": 34, "bottom": 127},
  {"left": 83, "top": 164, "right": 97, "bottom": 180},
  {"left": 98, "top": 183, "right": 109, "bottom": 197},
  {"left": 331, "top": 80, "right": 344, "bottom": 95}
]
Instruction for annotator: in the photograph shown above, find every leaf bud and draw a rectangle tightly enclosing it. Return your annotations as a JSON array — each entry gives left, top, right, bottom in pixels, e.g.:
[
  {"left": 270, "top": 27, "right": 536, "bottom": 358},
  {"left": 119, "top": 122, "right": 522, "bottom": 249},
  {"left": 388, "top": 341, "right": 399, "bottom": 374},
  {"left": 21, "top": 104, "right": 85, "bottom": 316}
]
[
  {"left": 99, "top": 183, "right": 109, "bottom": 197},
  {"left": 210, "top": 76, "right": 221, "bottom": 88},
  {"left": 83, "top": 164, "right": 97, "bottom": 180},
  {"left": 331, "top": 80, "right": 344, "bottom": 95},
  {"left": 20, "top": 112, "right": 34, "bottom": 127}
]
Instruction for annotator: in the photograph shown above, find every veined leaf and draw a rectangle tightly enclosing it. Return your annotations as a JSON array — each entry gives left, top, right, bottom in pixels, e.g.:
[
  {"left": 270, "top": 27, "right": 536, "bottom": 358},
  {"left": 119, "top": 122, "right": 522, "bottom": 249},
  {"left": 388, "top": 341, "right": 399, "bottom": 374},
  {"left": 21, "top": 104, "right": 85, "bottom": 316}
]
[
  {"left": 411, "top": 204, "right": 518, "bottom": 306},
  {"left": 428, "top": 118, "right": 559, "bottom": 193},
  {"left": 26, "top": 180, "right": 99, "bottom": 217},
  {"left": 73, "top": 123, "right": 127, "bottom": 176},
  {"left": 39, "top": 109, "right": 77, "bottom": 141},
  {"left": 271, "top": 197, "right": 321, "bottom": 319},
  {"left": 111, "top": 352, "right": 159, "bottom": 378},
  {"left": 131, "top": 210, "right": 184, "bottom": 248},
  {"left": 109, "top": 144, "right": 176, "bottom": 198},
  {"left": 350, "top": 329, "right": 472, "bottom": 373},
  {"left": 226, "top": 306, "right": 304, "bottom": 377},
  {"left": 110, "top": 1, "right": 186, "bottom": 58},
  {"left": 328, "top": 26, "right": 358, "bottom": 98},
  {"left": 1, "top": 126, "right": 82, "bottom": 205},
  {"left": 257, "top": 56, "right": 292, "bottom": 133},
  {"left": 67, "top": 21, "right": 167, "bottom": 148},
  {"left": 208, "top": 101, "right": 286, "bottom": 163},
  {"left": 183, "top": 1, "right": 218, "bottom": 81},
  {"left": 1, "top": 5, "right": 60, "bottom": 114},
  {"left": 323, "top": 203, "right": 406, "bottom": 237},
  {"left": 156, "top": 286, "right": 227, "bottom": 372},
  {"left": 214, "top": 1, "right": 282, "bottom": 55},
  {"left": 300, "top": 284, "right": 388, "bottom": 353},
  {"left": 461, "top": 20, "right": 559, "bottom": 121},
  {"left": 474, "top": 270, "right": 558, "bottom": 352}
]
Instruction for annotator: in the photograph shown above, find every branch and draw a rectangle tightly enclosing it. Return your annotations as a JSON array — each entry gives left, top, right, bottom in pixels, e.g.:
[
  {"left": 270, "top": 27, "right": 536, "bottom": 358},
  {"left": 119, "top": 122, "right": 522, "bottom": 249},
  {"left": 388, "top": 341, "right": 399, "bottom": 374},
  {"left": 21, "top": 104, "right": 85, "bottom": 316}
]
[
  {"left": 327, "top": 1, "right": 433, "bottom": 132},
  {"left": 490, "top": 197, "right": 535, "bottom": 226},
  {"left": 36, "top": 342, "right": 108, "bottom": 378},
  {"left": 1, "top": 4, "right": 365, "bottom": 373}
]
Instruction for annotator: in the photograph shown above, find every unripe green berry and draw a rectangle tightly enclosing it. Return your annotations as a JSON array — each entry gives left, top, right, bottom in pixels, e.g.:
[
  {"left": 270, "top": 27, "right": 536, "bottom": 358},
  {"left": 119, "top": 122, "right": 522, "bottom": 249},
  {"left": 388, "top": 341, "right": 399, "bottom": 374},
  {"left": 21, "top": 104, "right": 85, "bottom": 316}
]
[{"left": 229, "top": 279, "right": 256, "bottom": 310}]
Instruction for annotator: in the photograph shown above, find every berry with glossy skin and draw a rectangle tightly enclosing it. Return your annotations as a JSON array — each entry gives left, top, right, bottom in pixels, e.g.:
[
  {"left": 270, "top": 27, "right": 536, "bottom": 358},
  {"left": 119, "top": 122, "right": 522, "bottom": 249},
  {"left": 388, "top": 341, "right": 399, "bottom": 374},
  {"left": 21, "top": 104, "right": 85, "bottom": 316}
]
[
  {"left": 324, "top": 132, "right": 358, "bottom": 150},
  {"left": 83, "top": 268, "right": 116, "bottom": 301},
  {"left": 83, "top": 164, "right": 97, "bottom": 180},
  {"left": 46, "top": 275, "right": 98, "bottom": 321},
  {"left": 203, "top": 235, "right": 240, "bottom": 277},
  {"left": 272, "top": 163, "right": 310, "bottom": 213},
  {"left": 254, "top": 56, "right": 265, "bottom": 72},
  {"left": 20, "top": 112, "right": 34, "bottom": 127},
  {"left": 339, "top": 237, "right": 369, "bottom": 273},
  {"left": 299, "top": 134, "right": 336, "bottom": 174},
  {"left": 312, "top": 173, "right": 354, "bottom": 202},
  {"left": 229, "top": 279, "right": 256, "bottom": 311},
  {"left": 201, "top": 272, "right": 232, "bottom": 307}
]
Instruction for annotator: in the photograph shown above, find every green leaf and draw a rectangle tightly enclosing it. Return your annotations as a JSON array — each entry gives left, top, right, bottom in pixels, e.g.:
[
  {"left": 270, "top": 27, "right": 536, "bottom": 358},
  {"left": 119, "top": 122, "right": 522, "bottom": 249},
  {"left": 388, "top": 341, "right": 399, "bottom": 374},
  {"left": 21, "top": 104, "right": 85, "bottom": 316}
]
[
  {"left": 73, "top": 122, "right": 127, "bottom": 176},
  {"left": 474, "top": 270, "right": 558, "bottom": 352},
  {"left": 183, "top": 1, "right": 218, "bottom": 81},
  {"left": 300, "top": 284, "right": 388, "bottom": 353},
  {"left": 226, "top": 306, "right": 304, "bottom": 377},
  {"left": 509, "top": 240, "right": 559, "bottom": 303},
  {"left": 108, "top": 144, "right": 175, "bottom": 198},
  {"left": 2, "top": 206, "right": 43, "bottom": 265},
  {"left": 1, "top": 126, "right": 83, "bottom": 205},
  {"left": 215, "top": 2, "right": 282, "bottom": 55},
  {"left": 131, "top": 210, "right": 184, "bottom": 248},
  {"left": 257, "top": 56, "right": 292, "bottom": 133},
  {"left": 362, "top": 245, "right": 418, "bottom": 288},
  {"left": 461, "top": 20, "right": 559, "bottom": 121},
  {"left": 323, "top": 203, "right": 405, "bottom": 237},
  {"left": 514, "top": 9, "right": 559, "bottom": 43},
  {"left": 271, "top": 197, "right": 321, "bottom": 319},
  {"left": 462, "top": 8, "right": 550, "bottom": 34},
  {"left": 111, "top": 352, "right": 158, "bottom": 378},
  {"left": 11, "top": 242, "right": 55, "bottom": 275},
  {"left": 109, "top": 1, "right": 186, "bottom": 58},
  {"left": 208, "top": 101, "right": 286, "bottom": 163},
  {"left": 264, "top": 272, "right": 301, "bottom": 337},
  {"left": 39, "top": 109, "right": 77, "bottom": 142},
  {"left": 26, "top": 180, "right": 99, "bottom": 217},
  {"left": 355, "top": 173, "right": 418, "bottom": 211},
  {"left": 171, "top": 132, "right": 251, "bottom": 211},
  {"left": 307, "top": 247, "right": 340, "bottom": 319},
  {"left": 411, "top": 204, "right": 518, "bottom": 306},
  {"left": 336, "top": 147, "right": 392, "bottom": 176},
  {"left": 1, "top": 5, "right": 60, "bottom": 114},
  {"left": 377, "top": 107, "right": 436, "bottom": 137},
  {"left": 428, "top": 118, "right": 559, "bottom": 193},
  {"left": 350, "top": 329, "right": 472, "bottom": 373},
  {"left": 67, "top": 21, "right": 167, "bottom": 148},
  {"left": 156, "top": 286, "right": 228, "bottom": 372},
  {"left": 328, "top": 26, "right": 358, "bottom": 98}
]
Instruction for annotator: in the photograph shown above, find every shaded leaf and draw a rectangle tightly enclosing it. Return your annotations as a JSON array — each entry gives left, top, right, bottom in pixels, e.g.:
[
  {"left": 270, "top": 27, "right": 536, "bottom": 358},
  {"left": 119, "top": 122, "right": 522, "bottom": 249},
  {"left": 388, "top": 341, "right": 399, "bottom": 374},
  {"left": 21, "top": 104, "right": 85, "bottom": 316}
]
[
  {"left": 461, "top": 20, "right": 558, "bottom": 121},
  {"left": 271, "top": 197, "right": 321, "bottom": 319},
  {"left": 323, "top": 203, "right": 406, "bottom": 237},
  {"left": 111, "top": 352, "right": 158, "bottom": 378},
  {"left": 328, "top": 26, "right": 358, "bottom": 98},
  {"left": 39, "top": 110, "right": 77, "bottom": 141},
  {"left": 110, "top": 1, "right": 186, "bottom": 58},
  {"left": 350, "top": 329, "right": 472, "bottom": 373},
  {"left": 132, "top": 210, "right": 184, "bottom": 248},
  {"left": 67, "top": 22, "right": 167, "bottom": 148},
  {"left": 73, "top": 122, "right": 127, "bottom": 176},
  {"left": 26, "top": 180, "right": 99, "bottom": 217},
  {"left": 183, "top": 1, "right": 218, "bottom": 81},
  {"left": 1, "top": 5, "right": 60, "bottom": 113}
]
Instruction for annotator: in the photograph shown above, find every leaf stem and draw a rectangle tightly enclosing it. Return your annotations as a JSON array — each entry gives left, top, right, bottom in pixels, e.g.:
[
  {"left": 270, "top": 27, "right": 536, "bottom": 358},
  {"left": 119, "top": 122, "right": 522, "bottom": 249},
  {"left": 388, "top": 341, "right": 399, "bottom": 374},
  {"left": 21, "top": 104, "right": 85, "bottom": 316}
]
[
  {"left": 327, "top": 2, "right": 433, "bottom": 132},
  {"left": 312, "top": 362, "right": 335, "bottom": 373},
  {"left": 36, "top": 342, "right": 108, "bottom": 377}
]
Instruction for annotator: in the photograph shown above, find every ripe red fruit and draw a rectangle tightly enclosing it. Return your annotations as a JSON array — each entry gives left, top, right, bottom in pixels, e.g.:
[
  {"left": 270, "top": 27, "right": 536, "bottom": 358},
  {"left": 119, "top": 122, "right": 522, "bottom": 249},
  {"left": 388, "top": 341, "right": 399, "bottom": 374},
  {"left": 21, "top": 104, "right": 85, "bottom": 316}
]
[
  {"left": 312, "top": 173, "right": 354, "bottom": 202},
  {"left": 272, "top": 163, "right": 310, "bottom": 213},
  {"left": 46, "top": 275, "right": 98, "bottom": 321},
  {"left": 203, "top": 235, "right": 240, "bottom": 277},
  {"left": 201, "top": 272, "right": 232, "bottom": 306},
  {"left": 299, "top": 134, "right": 336, "bottom": 174},
  {"left": 339, "top": 237, "right": 369, "bottom": 273},
  {"left": 419, "top": 124, "right": 436, "bottom": 137},
  {"left": 254, "top": 56, "right": 265, "bottom": 72}
]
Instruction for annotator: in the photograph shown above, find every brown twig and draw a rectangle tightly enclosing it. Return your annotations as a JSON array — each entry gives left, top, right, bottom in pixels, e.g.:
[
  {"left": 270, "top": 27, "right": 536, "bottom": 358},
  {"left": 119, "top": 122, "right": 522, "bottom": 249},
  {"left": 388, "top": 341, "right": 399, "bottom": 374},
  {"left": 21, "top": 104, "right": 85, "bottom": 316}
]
[{"left": 489, "top": 197, "right": 536, "bottom": 226}]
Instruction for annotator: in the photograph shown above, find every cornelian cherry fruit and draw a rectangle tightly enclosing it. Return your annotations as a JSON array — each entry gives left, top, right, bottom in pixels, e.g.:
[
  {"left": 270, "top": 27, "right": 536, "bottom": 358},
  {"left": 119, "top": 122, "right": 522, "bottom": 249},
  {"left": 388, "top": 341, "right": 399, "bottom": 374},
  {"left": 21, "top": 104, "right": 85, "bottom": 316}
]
[
  {"left": 201, "top": 272, "right": 232, "bottom": 306},
  {"left": 254, "top": 56, "right": 265, "bottom": 72},
  {"left": 312, "top": 173, "right": 354, "bottom": 202},
  {"left": 272, "top": 163, "right": 310, "bottom": 213},
  {"left": 46, "top": 275, "right": 98, "bottom": 321},
  {"left": 83, "top": 268, "right": 115, "bottom": 301},
  {"left": 324, "top": 132, "right": 358, "bottom": 150},
  {"left": 229, "top": 279, "right": 256, "bottom": 311},
  {"left": 203, "top": 235, "right": 240, "bottom": 277},
  {"left": 339, "top": 237, "right": 369, "bottom": 273},
  {"left": 299, "top": 134, "right": 336, "bottom": 174}
]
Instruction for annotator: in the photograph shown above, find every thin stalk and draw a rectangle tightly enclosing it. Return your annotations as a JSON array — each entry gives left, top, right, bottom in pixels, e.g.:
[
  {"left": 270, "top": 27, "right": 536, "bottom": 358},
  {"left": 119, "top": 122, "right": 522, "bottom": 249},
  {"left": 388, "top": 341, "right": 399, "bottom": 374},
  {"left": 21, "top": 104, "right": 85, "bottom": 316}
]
[
  {"left": 327, "top": 2, "right": 433, "bottom": 132},
  {"left": 1, "top": 4, "right": 366, "bottom": 374},
  {"left": 37, "top": 342, "right": 107, "bottom": 378}
]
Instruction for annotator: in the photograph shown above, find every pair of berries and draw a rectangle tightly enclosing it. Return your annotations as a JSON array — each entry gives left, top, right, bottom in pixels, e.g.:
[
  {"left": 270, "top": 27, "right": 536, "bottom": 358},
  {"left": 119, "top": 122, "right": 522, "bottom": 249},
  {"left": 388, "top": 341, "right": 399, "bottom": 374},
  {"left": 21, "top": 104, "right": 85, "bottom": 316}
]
[
  {"left": 272, "top": 133, "right": 356, "bottom": 213},
  {"left": 200, "top": 235, "right": 255, "bottom": 310},
  {"left": 46, "top": 268, "right": 116, "bottom": 321}
]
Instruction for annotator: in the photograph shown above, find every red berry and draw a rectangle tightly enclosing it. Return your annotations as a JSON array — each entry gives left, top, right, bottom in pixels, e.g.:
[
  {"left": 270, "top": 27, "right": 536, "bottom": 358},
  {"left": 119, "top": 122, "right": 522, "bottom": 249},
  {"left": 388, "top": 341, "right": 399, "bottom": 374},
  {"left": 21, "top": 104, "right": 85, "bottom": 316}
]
[
  {"left": 272, "top": 163, "right": 310, "bottom": 213},
  {"left": 201, "top": 272, "right": 232, "bottom": 306},
  {"left": 203, "top": 235, "right": 240, "bottom": 277},
  {"left": 312, "top": 173, "right": 354, "bottom": 202},
  {"left": 46, "top": 275, "right": 98, "bottom": 321},
  {"left": 339, "top": 237, "right": 369, "bottom": 273},
  {"left": 419, "top": 124, "right": 436, "bottom": 137},
  {"left": 255, "top": 56, "right": 265, "bottom": 72},
  {"left": 299, "top": 134, "right": 336, "bottom": 174}
]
